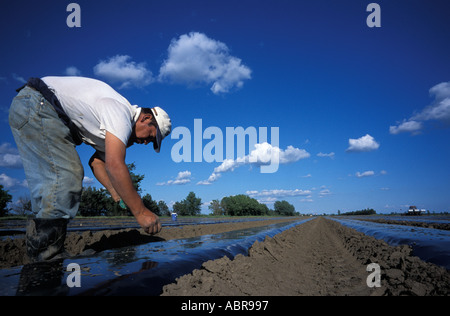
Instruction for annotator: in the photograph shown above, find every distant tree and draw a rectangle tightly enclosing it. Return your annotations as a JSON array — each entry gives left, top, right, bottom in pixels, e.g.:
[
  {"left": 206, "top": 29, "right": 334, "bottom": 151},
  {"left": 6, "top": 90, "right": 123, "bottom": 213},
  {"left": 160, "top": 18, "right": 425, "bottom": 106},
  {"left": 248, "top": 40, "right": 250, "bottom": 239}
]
[
  {"left": 0, "top": 185, "right": 12, "bottom": 217},
  {"left": 173, "top": 201, "right": 188, "bottom": 216},
  {"left": 260, "top": 203, "right": 270, "bottom": 216},
  {"left": 221, "top": 194, "right": 267, "bottom": 216},
  {"left": 127, "top": 162, "right": 144, "bottom": 194},
  {"left": 341, "top": 208, "right": 376, "bottom": 216},
  {"left": 274, "top": 200, "right": 295, "bottom": 216},
  {"left": 79, "top": 163, "right": 149, "bottom": 217},
  {"left": 10, "top": 196, "right": 32, "bottom": 216},
  {"left": 186, "top": 192, "right": 202, "bottom": 215},
  {"left": 142, "top": 194, "right": 160, "bottom": 215},
  {"left": 173, "top": 192, "right": 202, "bottom": 216},
  {"left": 157, "top": 200, "right": 170, "bottom": 216},
  {"left": 209, "top": 199, "right": 224, "bottom": 216},
  {"left": 79, "top": 186, "right": 109, "bottom": 216}
]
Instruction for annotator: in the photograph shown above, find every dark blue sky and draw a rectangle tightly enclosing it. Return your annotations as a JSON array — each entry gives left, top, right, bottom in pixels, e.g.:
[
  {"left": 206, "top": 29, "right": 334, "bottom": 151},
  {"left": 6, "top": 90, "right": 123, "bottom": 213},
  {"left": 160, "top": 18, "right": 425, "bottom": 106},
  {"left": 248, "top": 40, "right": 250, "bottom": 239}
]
[{"left": 1, "top": 0, "right": 449, "bottom": 214}]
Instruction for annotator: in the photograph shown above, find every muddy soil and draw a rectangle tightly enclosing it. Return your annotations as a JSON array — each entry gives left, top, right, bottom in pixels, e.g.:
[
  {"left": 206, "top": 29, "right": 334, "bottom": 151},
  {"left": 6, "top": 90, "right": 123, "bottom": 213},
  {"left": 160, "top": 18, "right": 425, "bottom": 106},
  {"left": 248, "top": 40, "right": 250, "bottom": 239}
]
[
  {"left": 162, "top": 217, "right": 450, "bottom": 296},
  {"left": 0, "top": 217, "right": 298, "bottom": 269}
]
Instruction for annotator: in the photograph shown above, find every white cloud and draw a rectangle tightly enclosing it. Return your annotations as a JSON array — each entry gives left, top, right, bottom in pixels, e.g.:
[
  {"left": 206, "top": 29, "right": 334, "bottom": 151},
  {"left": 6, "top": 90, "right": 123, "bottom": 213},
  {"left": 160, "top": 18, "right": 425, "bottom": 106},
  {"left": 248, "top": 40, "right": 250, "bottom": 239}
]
[
  {"left": 390, "top": 81, "right": 450, "bottom": 135},
  {"left": 246, "top": 189, "right": 312, "bottom": 198},
  {"left": 0, "top": 173, "right": 27, "bottom": 189},
  {"left": 157, "top": 171, "right": 192, "bottom": 186},
  {"left": 159, "top": 32, "right": 252, "bottom": 94},
  {"left": 197, "top": 172, "right": 221, "bottom": 185},
  {"left": 82, "top": 176, "right": 94, "bottom": 185},
  {"left": 355, "top": 170, "right": 375, "bottom": 178},
  {"left": 319, "top": 189, "right": 331, "bottom": 197},
  {"left": 389, "top": 120, "right": 423, "bottom": 135},
  {"left": 94, "top": 55, "right": 153, "bottom": 89},
  {"left": 198, "top": 142, "right": 309, "bottom": 185},
  {"left": 413, "top": 82, "right": 450, "bottom": 123},
  {"left": 247, "top": 188, "right": 312, "bottom": 205},
  {"left": 317, "top": 152, "right": 335, "bottom": 158},
  {"left": 279, "top": 145, "right": 310, "bottom": 164},
  {"left": 346, "top": 134, "right": 380, "bottom": 152},
  {"left": 0, "top": 143, "right": 22, "bottom": 168},
  {"left": 64, "top": 66, "right": 82, "bottom": 76}
]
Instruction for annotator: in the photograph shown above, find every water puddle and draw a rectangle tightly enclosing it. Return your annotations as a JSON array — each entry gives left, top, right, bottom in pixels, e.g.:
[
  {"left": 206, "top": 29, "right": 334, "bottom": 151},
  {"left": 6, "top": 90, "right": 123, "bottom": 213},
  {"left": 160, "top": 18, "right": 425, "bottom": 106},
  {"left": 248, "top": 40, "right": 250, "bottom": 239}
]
[
  {"left": 0, "top": 218, "right": 312, "bottom": 296},
  {"left": 330, "top": 218, "right": 450, "bottom": 270}
]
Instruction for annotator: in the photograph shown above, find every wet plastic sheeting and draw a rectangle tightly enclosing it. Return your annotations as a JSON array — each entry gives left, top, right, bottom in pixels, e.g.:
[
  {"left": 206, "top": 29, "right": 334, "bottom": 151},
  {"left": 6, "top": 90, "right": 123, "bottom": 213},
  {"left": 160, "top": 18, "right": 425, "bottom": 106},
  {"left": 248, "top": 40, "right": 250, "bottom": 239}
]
[
  {"left": 0, "top": 217, "right": 288, "bottom": 236},
  {"left": 341, "top": 215, "right": 450, "bottom": 225},
  {"left": 330, "top": 218, "right": 450, "bottom": 270},
  {"left": 0, "top": 218, "right": 312, "bottom": 296}
]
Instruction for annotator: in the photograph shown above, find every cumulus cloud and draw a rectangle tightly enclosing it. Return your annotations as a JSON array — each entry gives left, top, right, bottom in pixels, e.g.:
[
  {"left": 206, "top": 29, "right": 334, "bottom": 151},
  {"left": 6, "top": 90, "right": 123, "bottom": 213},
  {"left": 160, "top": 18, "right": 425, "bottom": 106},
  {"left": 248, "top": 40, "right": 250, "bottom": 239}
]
[
  {"left": 94, "top": 55, "right": 153, "bottom": 89},
  {"left": 247, "top": 189, "right": 312, "bottom": 205},
  {"left": 157, "top": 171, "right": 192, "bottom": 186},
  {"left": 389, "top": 120, "right": 423, "bottom": 135},
  {"left": 414, "top": 82, "right": 450, "bottom": 122},
  {"left": 346, "top": 134, "right": 380, "bottom": 152},
  {"left": 319, "top": 189, "right": 332, "bottom": 197},
  {"left": 0, "top": 143, "right": 22, "bottom": 169},
  {"left": 0, "top": 173, "right": 27, "bottom": 189},
  {"left": 198, "top": 142, "right": 309, "bottom": 185},
  {"left": 390, "top": 81, "right": 450, "bottom": 135},
  {"left": 64, "top": 66, "right": 82, "bottom": 76},
  {"left": 246, "top": 189, "right": 312, "bottom": 198},
  {"left": 355, "top": 170, "right": 375, "bottom": 178},
  {"left": 317, "top": 152, "right": 335, "bottom": 158},
  {"left": 159, "top": 32, "right": 252, "bottom": 94},
  {"left": 82, "top": 176, "right": 94, "bottom": 186}
]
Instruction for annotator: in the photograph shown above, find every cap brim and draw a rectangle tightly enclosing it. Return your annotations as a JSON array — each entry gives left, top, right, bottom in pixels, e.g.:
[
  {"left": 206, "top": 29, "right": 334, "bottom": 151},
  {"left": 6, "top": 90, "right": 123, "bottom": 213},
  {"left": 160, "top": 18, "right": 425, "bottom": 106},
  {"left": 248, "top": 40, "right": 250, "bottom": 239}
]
[{"left": 153, "top": 127, "right": 162, "bottom": 153}]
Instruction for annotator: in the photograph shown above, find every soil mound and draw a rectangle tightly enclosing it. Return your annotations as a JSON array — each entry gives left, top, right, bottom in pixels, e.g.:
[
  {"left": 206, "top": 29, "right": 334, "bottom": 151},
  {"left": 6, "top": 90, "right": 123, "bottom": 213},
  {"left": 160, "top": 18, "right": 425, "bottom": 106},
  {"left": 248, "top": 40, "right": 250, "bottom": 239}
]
[{"left": 162, "top": 217, "right": 450, "bottom": 296}]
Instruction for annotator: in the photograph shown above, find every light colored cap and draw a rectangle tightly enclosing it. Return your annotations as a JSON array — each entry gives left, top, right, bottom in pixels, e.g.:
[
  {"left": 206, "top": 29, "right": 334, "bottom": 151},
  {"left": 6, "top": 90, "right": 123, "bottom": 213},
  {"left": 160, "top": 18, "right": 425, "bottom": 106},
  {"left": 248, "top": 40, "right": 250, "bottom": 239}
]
[{"left": 151, "top": 107, "right": 172, "bottom": 153}]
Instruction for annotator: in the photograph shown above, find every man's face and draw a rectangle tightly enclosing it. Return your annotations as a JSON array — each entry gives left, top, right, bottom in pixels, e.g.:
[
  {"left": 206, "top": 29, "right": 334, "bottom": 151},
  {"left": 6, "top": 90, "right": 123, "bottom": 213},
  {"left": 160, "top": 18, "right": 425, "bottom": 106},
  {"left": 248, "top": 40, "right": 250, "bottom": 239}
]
[{"left": 130, "top": 114, "right": 157, "bottom": 147}]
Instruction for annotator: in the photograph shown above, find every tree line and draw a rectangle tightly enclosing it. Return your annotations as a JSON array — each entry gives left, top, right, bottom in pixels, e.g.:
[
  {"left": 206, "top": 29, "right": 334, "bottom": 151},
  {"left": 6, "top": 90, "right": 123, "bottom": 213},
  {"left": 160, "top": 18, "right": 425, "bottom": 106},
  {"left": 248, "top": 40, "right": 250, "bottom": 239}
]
[
  {"left": 0, "top": 163, "right": 298, "bottom": 217},
  {"left": 209, "top": 195, "right": 297, "bottom": 216},
  {"left": 338, "top": 208, "right": 376, "bottom": 216}
]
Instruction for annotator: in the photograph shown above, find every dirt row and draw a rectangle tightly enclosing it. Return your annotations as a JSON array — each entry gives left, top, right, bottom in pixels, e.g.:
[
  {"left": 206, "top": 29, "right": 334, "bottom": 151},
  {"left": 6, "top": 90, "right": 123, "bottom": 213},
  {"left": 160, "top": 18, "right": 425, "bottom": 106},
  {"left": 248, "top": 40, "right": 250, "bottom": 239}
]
[{"left": 162, "top": 217, "right": 450, "bottom": 296}]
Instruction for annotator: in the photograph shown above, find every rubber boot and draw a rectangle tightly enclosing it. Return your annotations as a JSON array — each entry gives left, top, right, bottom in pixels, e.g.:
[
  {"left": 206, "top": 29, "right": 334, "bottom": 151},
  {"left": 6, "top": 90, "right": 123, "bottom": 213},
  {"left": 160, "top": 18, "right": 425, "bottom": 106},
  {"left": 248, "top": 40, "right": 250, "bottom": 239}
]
[{"left": 26, "top": 218, "right": 68, "bottom": 263}]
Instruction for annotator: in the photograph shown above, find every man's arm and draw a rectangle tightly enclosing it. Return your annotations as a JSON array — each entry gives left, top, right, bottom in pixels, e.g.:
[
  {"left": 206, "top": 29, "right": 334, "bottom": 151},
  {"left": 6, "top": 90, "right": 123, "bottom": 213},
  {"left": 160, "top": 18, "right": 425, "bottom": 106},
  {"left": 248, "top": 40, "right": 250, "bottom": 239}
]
[
  {"left": 102, "top": 131, "right": 161, "bottom": 234},
  {"left": 89, "top": 152, "right": 121, "bottom": 202}
]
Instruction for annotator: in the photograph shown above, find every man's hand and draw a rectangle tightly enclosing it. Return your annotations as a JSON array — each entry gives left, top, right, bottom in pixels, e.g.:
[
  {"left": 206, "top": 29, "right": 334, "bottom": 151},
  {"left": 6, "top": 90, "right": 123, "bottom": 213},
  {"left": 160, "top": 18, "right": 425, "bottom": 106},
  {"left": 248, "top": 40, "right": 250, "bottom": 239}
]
[
  {"left": 135, "top": 209, "right": 162, "bottom": 235},
  {"left": 104, "top": 132, "right": 161, "bottom": 234}
]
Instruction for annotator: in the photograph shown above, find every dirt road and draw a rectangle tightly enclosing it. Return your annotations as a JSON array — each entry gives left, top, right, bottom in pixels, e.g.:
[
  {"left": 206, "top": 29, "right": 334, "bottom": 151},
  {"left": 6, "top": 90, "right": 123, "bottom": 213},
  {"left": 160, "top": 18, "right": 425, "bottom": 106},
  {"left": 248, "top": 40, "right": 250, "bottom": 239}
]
[{"left": 162, "top": 217, "right": 450, "bottom": 296}]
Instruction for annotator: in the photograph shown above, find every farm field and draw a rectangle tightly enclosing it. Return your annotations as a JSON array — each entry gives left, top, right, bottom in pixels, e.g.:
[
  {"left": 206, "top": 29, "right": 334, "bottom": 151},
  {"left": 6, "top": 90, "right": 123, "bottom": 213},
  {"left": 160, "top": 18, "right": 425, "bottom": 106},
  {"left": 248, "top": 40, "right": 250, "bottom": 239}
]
[{"left": 0, "top": 215, "right": 449, "bottom": 296}]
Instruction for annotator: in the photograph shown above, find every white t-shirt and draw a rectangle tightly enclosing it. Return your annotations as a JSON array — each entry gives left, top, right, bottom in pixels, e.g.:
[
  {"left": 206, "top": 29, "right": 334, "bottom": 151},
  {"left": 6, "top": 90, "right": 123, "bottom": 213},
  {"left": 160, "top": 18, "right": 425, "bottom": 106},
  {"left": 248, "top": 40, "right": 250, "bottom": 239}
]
[{"left": 42, "top": 76, "right": 141, "bottom": 154}]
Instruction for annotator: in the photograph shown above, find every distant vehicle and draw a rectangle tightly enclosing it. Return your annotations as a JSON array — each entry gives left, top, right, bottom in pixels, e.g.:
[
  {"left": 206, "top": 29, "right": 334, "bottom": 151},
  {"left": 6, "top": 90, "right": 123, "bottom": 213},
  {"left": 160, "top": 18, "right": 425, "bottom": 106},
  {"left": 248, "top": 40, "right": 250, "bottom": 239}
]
[{"left": 403, "top": 206, "right": 426, "bottom": 216}]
